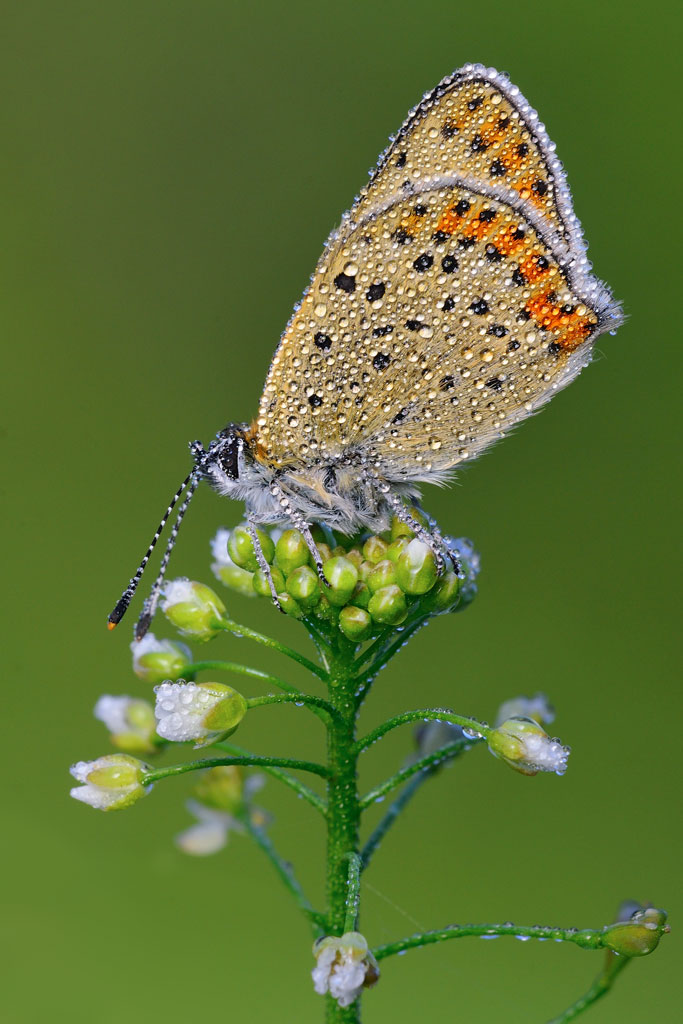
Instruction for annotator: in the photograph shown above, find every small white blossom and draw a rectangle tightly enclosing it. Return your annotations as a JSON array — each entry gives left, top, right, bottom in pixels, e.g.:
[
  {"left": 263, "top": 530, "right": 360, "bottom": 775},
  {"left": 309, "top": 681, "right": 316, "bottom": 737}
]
[
  {"left": 495, "top": 693, "right": 555, "bottom": 728},
  {"left": 312, "top": 932, "right": 379, "bottom": 1008},
  {"left": 488, "top": 716, "right": 570, "bottom": 776},
  {"left": 70, "top": 755, "right": 150, "bottom": 811},
  {"left": 130, "top": 632, "right": 191, "bottom": 682},
  {"left": 175, "top": 800, "right": 244, "bottom": 856},
  {"left": 154, "top": 680, "right": 247, "bottom": 744},
  {"left": 94, "top": 695, "right": 157, "bottom": 754}
]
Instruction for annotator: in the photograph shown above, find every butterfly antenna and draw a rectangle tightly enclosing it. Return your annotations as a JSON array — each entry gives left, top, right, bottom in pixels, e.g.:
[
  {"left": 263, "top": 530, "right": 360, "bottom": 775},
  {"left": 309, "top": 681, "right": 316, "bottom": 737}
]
[
  {"left": 134, "top": 473, "right": 200, "bottom": 640},
  {"left": 107, "top": 469, "right": 196, "bottom": 630}
]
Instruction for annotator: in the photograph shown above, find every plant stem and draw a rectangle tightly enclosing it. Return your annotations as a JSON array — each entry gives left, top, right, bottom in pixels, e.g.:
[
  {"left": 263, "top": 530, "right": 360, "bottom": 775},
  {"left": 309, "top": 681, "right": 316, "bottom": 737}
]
[
  {"left": 214, "top": 741, "right": 327, "bottom": 816},
  {"left": 241, "top": 809, "right": 327, "bottom": 937},
  {"left": 359, "top": 736, "right": 478, "bottom": 810},
  {"left": 372, "top": 922, "right": 612, "bottom": 961},
  {"left": 355, "top": 710, "right": 489, "bottom": 756},
  {"left": 213, "top": 617, "right": 329, "bottom": 681},
  {"left": 143, "top": 754, "right": 330, "bottom": 786},
  {"left": 545, "top": 954, "right": 630, "bottom": 1023},
  {"left": 246, "top": 692, "right": 342, "bottom": 725},
  {"left": 325, "top": 638, "right": 363, "bottom": 1024}
]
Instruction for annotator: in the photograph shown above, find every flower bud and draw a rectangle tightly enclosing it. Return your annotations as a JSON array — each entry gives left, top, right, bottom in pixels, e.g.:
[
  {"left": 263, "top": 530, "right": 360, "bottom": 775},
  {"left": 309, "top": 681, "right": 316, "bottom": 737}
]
[
  {"left": 350, "top": 581, "right": 371, "bottom": 609},
  {"left": 70, "top": 754, "right": 150, "bottom": 811},
  {"left": 386, "top": 536, "right": 411, "bottom": 564},
  {"left": 131, "top": 633, "right": 192, "bottom": 683},
  {"left": 94, "top": 695, "right": 157, "bottom": 755},
  {"left": 362, "top": 535, "right": 389, "bottom": 564},
  {"left": 175, "top": 801, "right": 239, "bottom": 856},
  {"left": 274, "top": 529, "right": 310, "bottom": 575},
  {"left": 252, "top": 566, "right": 286, "bottom": 598},
  {"left": 368, "top": 584, "right": 408, "bottom": 625},
  {"left": 312, "top": 932, "right": 379, "bottom": 1008},
  {"left": 323, "top": 556, "right": 359, "bottom": 606},
  {"left": 495, "top": 693, "right": 555, "bottom": 728},
  {"left": 339, "top": 606, "right": 373, "bottom": 641},
  {"left": 344, "top": 547, "right": 364, "bottom": 570},
  {"left": 602, "top": 906, "right": 668, "bottom": 957},
  {"left": 154, "top": 681, "right": 247, "bottom": 745},
  {"left": 395, "top": 539, "right": 438, "bottom": 595},
  {"left": 487, "top": 716, "right": 570, "bottom": 776},
  {"left": 421, "top": 570, "right": 461, "bottom": 614},
  {"left": 278, "top": 592, "right": 303, "bottom": 618},
  {"left": 390, "top": 516, "right": 415, "bottom": 540},
  {"left": 161, "top": 579, "right": 226, "bottom": 639},
  {"left": 210, "top": 527, "right": 256, "bottom": 595},
  {"left": 227, "top": 524, "right": 275, "bottom": 571},
  {"left": 286, "top": 565, "right": 321, "bottom": 608},
  {"left": 193, "top": 765, "right": 244, "bottom": 812},
  {"left": 366, "top": 559, "right": 397, "bottom": 594}
]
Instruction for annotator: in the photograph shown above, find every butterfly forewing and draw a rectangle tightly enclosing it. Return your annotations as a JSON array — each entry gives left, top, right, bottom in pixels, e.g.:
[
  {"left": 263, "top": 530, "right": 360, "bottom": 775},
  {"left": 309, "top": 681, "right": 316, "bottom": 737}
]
[{"left": 253, "top": 65, "right": 621, "bottom": 478}]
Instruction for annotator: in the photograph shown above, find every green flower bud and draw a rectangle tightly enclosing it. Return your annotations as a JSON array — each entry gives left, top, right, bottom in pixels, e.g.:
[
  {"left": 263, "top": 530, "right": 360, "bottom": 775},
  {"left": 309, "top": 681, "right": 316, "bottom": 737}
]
[
  {"left": 227, "top": 524, "right": 275, "bottom": 571},
  {"left": 131, "top": 633, "right": 192, "bottom": 683},
  {"left": 344, "top": 547, "right": 364, "bottom": 570},
  {"left": 421, "top": 571, "right": 461, "bottom": 613},
  {"left": 193, "top": 765, "right": 245, "bottom": 813},
  {"left": 161, "top": 579, "right": 227, "bottom": 640},
  {"left": 350, "top": 581, "right": 371, "bottom": 609},
  {"left": 602, "top": 907, "right": 668, "bottom": 957},
  {"left": 252, "top": 566, "right": 286, "bottom": 597},
  {"left": 70, "top": 754, "right": 151, "bottom": 811},
  {"left": 386, "top": 536, "right": 411, "bottom": 564},
  {"left": 368, "top": 584, "right": 408, "bottom": 625},
  {"left": 314, "top": 542, "right": 333, "bottom": 565},
  {"left": 362, "top": 535, "right": 389, "bottom": 564},
  {"left": 277, "top": 592, "right": 303, "bottom": 618},
  {"left": 366, "top": 559, "right": 398, "bottom": 594},
  {"left": 390, "top": 517, "right": 414, "bottom": 541},
  {"left": 357, "top": 560, "right": 374, "bottom": 581},
  {"left": 211, "top": 528, "right": 255, "bottom": 595},
  {"left": 274, "top": 529, "right": 310, "bottom": 575},
  {"left": 395, "top": 539, "right": 438, "bottom": 595},
  {"left": 286, "top": 565, "right": 321, "bottom": 608},
  {"left": 339, "top": 605, "right": 373, "bottom": 641},
  {"left": 323, "top": 556, "right": 359, "bottom": 606}
]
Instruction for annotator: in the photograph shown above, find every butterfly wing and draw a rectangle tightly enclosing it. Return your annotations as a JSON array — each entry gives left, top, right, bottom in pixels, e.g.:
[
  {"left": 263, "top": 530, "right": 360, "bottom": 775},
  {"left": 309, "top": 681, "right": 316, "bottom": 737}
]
[{"left": 253, "top": 64, "right": 622, "bottom": 479}]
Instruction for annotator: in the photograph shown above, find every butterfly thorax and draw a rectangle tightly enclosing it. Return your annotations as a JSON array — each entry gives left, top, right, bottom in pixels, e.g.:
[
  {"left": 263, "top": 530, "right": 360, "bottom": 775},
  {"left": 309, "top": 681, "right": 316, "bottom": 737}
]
[{"left": 201, "top": 424, "right": 419, "bottom": 534}]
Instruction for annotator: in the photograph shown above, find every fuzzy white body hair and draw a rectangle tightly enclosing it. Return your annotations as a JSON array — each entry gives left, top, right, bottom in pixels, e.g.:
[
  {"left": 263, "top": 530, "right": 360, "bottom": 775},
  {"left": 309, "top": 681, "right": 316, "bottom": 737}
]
[{"left": 205, "top": 440, "right": 421, "bottom": 535}]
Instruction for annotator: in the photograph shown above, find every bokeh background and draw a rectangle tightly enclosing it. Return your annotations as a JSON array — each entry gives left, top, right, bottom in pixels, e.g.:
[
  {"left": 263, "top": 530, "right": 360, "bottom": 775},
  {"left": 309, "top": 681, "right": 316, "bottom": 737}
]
[{"left": 2, "top": 2, "right": 680, "bottom": 1021}]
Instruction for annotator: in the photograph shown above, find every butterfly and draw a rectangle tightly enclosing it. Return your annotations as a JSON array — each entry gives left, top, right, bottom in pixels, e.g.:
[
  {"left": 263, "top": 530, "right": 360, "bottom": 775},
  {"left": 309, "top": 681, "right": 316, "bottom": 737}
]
[{"left": 109, "top": 63, "right": 623, "bottom": 637}]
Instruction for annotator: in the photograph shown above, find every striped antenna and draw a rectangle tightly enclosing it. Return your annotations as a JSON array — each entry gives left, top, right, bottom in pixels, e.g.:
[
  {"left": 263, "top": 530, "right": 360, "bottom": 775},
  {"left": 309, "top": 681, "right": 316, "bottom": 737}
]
[
  {"left": 133, "top": 473, "right": 200, "bottom": 640},
  {"left": 107, "top": 469, "right": 196, "bottom": 630}
]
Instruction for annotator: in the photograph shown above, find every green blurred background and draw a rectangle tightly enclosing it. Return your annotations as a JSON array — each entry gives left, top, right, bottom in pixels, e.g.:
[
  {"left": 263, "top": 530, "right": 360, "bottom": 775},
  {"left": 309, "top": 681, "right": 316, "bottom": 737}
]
[{"left": 2, "top": 1, "right": 680, "bottom": 1020}]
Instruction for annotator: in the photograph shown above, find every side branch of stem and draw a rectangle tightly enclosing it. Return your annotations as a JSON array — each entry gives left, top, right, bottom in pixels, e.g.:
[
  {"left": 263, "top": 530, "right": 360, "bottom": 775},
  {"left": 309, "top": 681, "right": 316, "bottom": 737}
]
[{"left": 372, "top": 922, "right": 612, "bottom": 961}]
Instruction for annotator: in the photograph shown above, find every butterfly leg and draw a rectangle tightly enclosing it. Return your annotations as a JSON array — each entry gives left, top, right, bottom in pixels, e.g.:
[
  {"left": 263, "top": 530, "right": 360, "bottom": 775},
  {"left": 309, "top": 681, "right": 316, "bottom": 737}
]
[
  {"left": 246, "top": 516, "right": 285, "bottom": 612},
  {"left": 267, "top": 480, "right": 328, "bottom": 586},
  {"left": 411, "top": 500, "right": 462, "bottom": 576},
  {"left": 368, "top": 474, "right": 458, "bottom": 576}
]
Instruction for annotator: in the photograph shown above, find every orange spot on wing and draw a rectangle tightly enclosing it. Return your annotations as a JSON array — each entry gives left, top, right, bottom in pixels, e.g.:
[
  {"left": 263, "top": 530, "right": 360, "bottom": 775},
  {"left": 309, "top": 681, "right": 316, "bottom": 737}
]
[{"left": 525, "top": 291, "right": 597, "bottom": 350}]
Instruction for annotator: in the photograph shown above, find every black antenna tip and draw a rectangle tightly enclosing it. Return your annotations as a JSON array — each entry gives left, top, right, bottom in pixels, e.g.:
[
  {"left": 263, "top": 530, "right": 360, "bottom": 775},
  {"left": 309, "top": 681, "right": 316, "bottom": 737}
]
[
  {"left": 135, "top": 607, "right": 154, "bottom": 642},
  {"left": 107, "top": 595, "right": 131, "bottom": 630}
]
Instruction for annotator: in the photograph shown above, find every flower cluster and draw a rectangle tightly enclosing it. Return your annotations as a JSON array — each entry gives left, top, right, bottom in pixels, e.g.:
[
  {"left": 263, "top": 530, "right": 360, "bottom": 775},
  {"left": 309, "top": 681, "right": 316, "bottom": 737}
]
[
  {"left": 312, "top": 932, "right": 380, "bottom": 1007},
  {"left": 209, "top": 517, "right": 480, "bottom": 642}
]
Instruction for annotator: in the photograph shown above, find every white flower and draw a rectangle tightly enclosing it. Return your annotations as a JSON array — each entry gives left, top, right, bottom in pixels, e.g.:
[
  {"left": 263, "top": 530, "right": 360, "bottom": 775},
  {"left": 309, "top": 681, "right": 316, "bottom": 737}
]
[
  {"left": 175, "top": 800, "right": 244, "bottom": 856},
  {"left": 487, "top": 717, "right": 570, "bottom": 776},
  {"left": 130, "top": 632, "right": 192, "bottom": 683},
  {"left": 210, "top": 529, "right": 255, "bottom": 596},
  {"left": 94, "top": 695, "right": 157, "bottom": 755},
  {"left": 495, "top": 693, "right": 555, "bottom": 728},
  {"left": 312, "top": 932, "right": 379, "bottom": 1008},
  {"left": 69, "top": 754, "right": 150, "bottom": 811},
  {"left": 154, "top": 680, "right": 247, "bottom": 744}
]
